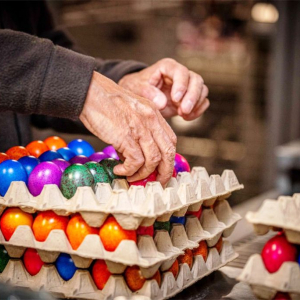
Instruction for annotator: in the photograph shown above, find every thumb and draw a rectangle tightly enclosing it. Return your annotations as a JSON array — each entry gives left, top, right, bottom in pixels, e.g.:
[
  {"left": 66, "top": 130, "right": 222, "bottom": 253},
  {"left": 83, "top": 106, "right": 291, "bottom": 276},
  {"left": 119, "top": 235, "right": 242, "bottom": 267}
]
[{"left": 141, "top": 85, "right": 168, "bottom": 110}]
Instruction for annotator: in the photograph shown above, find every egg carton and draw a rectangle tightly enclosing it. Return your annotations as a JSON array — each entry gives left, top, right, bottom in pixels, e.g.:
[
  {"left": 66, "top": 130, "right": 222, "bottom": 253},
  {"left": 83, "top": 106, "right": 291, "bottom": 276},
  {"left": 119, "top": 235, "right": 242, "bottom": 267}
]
[
  {"left": 0, "top": 240, "right": 238, "bottom": 300},
  {"left": 238, "top": 254, "right": 300, "bottom": 300},
  {"left": 246, "top": 194, "right": 300, "bottom": 244},
  {"left": 0, "top": 168, "right": 243, "bottom": 230}
]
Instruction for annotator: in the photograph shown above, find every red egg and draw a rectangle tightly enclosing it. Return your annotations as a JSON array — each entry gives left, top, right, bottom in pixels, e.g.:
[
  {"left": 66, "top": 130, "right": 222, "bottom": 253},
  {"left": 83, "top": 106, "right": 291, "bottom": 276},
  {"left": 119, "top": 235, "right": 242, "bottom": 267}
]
[
  {"left": 172, "top": 167, "right": 177, "bottom": 178},
  {"left": 137, "top": 225, "right": 154, "bottom": 237},
  {"left": 261, "top": 233, "right": 297, "bottom": 273},
  {"left": 32, "top": 211, "right": 69, "bottom": 242},
  {"left": 92, "top": 259, "right": 111, "bottom": 290},
  {"left": 44, "top": 136, "right": 67, "bottom": 151},
  {"left": 23, "top": 248, "right": 44, "bottom": 276},
  {"left": 178, "top": 249, "right": 193, "bottom": 269},
  {"left": 129, "top": 170, "right": 157, "bottom": 187},
  {"left": 186, "top": 206, "right": 203, "bottom": 219},
  {"left": 274, "top": 292, "right": 291, "bottom": 300},
  {"left": 0, "top": 153, "right": 9, "bottom": 164},
  {"left": 6, "top": 146, "right": 30, "bottom": 160},
  {"left": 0, "top": 208, "right": 33, "bottom": 241}
]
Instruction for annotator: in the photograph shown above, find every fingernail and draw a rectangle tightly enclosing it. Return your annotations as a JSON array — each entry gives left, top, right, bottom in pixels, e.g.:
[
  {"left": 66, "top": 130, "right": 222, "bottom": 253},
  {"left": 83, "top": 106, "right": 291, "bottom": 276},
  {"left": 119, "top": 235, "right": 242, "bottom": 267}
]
[
  {"left": 182, "top": 100, "right": 193, "bottom": 114},
  {"left": 174, "top": 91, "right": 183, "bottom": 102}
]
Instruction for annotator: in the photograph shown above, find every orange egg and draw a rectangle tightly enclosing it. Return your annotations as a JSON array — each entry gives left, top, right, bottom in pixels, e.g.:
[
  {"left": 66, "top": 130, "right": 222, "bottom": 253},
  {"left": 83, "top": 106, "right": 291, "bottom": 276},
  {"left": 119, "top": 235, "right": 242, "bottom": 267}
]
[
  {"left": 44, "top": 136, "right": 67, "bottom": 151},
  {"left": 215, "top": 237, "right": 223, "bottom": 254},
  {"left": 192, "top": 240, "right": 208, "bottom": 261},
  {"left": 92, "top": 259, "right": 111, "bottom": 290},
  {"left": 165, "top": 259, "right": 179, "bottom": 279},
  {"left": 178, "top": 249, "right": 193, "bottom": 269},
  {"left": 66, "top": 214, "right": 98, "bottom": 250},
  {"left": 99, "top": 216, "right": 137, "bottom": 252},
  {"left": 32, "top": 211, "right": 69, "bottom": 242},
  {"left": 6, "top": 146, "right": 29, "bottom": 160},
  {"left": 0, "top": 153, "right": 9, "bottom": 164},
  {"left": 26, "top": 141, "right": 49, "bottom": 158},
  {"left": 0, "top": 208, "right": 33, "bottom": 241}
]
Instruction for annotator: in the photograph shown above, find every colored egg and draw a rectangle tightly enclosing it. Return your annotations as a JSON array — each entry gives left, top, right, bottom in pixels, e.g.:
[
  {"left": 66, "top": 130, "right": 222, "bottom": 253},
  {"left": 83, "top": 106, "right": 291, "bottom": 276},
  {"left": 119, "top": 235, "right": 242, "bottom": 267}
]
[
  {"left": 26, "top": 141, "right": 49, "bottom": 158},
  {"left": 44, "top": 136, "right": 67, "bottom": 151},
  {"left": 6, "top": 146, "right": 30, "bottom": 160},
  {"left": 32, "top": 211, "right": 69, "bottom": 242},
  {"left": 52, "top": 159, "right": 70, "bottom": 172},
  {"left": 170, "top": 215, "right": 186, "bottom": 225},
  {"left": 0, "top": 245, "right": 9, "bottom": 273},
  {"left": 55, "top": 253, "right": 77, "bottom": 281},
  {"left": 178, "top": 249, "right": 193, "bottom": 269},
  {"left": 174, "top": 153, "right": 190, "bottom": 173},
  {"left": 129, "top": 170, "right": 157, "bottom": 187},
  {"left": 69, "top": 155, "right": 90, "bottom": 165},
  {"left": 274, "top": 292, "right": 291, "bottom": 300},
  {"left": 89, "top": 152, "right": 110, "bottom": 163},
  {"left": 154, "top": 221, "right": 171, "bottom": 233},
  {"left": 100, "top": 158, "right": 123, "bottom": 181},
  {"left": 0, "top": 208, "right": 33, "bottom": 241},
  {"left": 186, "top": 206, "right": 203, "bottom": 219},
  {"left": 137, "top": 225, "right": 154, "bottom": 237},
  {"left": 60, "top": 164, "right": 94, "bottom": 199},
  {"left": 66, "top": 214, "right": 98, "bottom": 250},
  {"left": 0, "top": 153, "right": 9, "bottom": 164},
  {"left": 172, "top": 167, "right": 177, "bottom": 178},
  {"left": 92, "top": 259, "right": 111, "bottom": 290},
  {"left": 28, "top": 162, "right": 62, "bottom": 196},
  {"left": 68, "top": 139, "right": 95, "bottom": 157},
  {"left": 261, "top": 233, "right": 297, "bottom": 273},
  {"left": 0, "top": 160, "right": 28, "bottom": 196},
  {"left": 99, "top": 216, "right": 137, "bottom": 252},
  {"left": 214, "top": 236, "right": 223, "bottom": 253},
  {"left": 102, "top": 145, "right": 119, "bottom": 160},
  {"left": 39, "top": 150, "right": 63, "bottom": 162},
  {"left": 85, "top": 162, "right": 110, "bottom": 184},
  {"left": 57, "top": 147, "right": 76, "bottom": 161},
  {"left": 165, "top": 259, "right": 179, "bottom": 279},
  {"left": 23, "top": 248, "right": 44, "bottom": 276},
  {"left": 18, "top": 156, "right": 40, "bottom": 176},
  {"left": 192, "top": 240, "right": 208, "bottom": 261}
]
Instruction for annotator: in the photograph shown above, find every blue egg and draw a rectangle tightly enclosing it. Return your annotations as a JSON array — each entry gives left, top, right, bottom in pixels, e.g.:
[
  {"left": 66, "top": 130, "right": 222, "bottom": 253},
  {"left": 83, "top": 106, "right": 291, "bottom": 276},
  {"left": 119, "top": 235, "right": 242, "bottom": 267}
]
[
  {"left": 39, "top": 150, "right": 63, "bottom": 162},
  {"left": 298, "top": 252, "right": 300, "bottom": 265},
  {"left": 55, "top": 253, "right": 77, "bottom": 281},
  {"left": 57, "top": 147, "right": 76, "bottom": 161},
  {"left": 68, "top": 139, "right": 95, "bottom": 157},
  {"left": 170, "top": 215, "right": 186, "bottom": 225},
  {"left": 18, "top": 156, "right": 40, "bottom": 176},
  {"left": 0, "top": 160, "right": 28, "bottom": 196}
]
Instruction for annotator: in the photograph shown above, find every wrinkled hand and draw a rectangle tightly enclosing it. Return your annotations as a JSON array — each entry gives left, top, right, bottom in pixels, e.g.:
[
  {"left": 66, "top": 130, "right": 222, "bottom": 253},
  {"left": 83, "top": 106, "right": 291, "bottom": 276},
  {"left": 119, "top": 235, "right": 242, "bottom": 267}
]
[
  {"left": 80, "top": 71, "right": 177, "bottom": 185},
  {"left": 119, "top": 58, "right": 209, "bottom": 120}
]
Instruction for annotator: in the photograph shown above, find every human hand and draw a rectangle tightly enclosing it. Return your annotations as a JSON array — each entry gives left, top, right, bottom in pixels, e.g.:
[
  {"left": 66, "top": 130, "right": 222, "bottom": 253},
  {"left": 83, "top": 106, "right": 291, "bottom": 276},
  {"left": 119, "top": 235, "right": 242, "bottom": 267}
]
[
  {"left": 118, "top": 58, "right": 209, "bottom": 120},
  {"left": 79, "top": 71, "right": 177, "bottom": 186}
]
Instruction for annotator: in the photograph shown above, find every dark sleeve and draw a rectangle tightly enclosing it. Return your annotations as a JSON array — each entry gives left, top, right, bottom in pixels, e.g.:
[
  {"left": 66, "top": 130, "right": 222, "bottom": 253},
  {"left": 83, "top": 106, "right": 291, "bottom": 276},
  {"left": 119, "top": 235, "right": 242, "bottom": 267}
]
[{"left": 0, "top": 29, "right": 96, "bottom": 120}]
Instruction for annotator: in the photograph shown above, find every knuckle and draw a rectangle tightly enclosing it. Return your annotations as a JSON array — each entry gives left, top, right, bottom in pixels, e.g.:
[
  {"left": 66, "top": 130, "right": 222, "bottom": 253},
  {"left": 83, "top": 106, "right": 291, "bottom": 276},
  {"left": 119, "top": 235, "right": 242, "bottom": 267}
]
[
  {"left": 171, "top": 134, "right": 177, "bottom": 146},
  {"left": 150, "top": 152, "right": 161, "bottom": 165},
  {"left": 165, "top": 144, "right": 176, "bottom": 160},
  {"left": 162, "top": 58, "right": 176, "bottom": 65}
]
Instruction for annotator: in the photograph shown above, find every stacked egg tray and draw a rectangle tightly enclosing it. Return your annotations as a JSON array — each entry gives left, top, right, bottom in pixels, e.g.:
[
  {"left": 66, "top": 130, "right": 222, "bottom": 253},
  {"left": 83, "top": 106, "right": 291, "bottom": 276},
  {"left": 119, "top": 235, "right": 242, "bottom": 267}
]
[
  {"left": 0, "top": 167, "right": 242, "bottom": 299},
  {"left": 238, "top": 194, "right": 300, "bottom": 300}
]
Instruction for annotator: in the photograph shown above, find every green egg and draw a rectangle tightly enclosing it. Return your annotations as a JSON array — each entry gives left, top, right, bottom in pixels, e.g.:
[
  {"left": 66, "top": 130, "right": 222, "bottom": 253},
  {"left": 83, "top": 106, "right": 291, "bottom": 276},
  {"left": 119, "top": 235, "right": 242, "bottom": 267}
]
[
  {"left": 0, "top": 245, "right": 9, "bottom": 273},
  {"left": 154, "top": 221, "right": 171, "bottom": 233},
  {"left": 60, "top": 164, "right": 94, "bottom": 199},
  {"left": 85, "top": 162, "right": 111, "bottom": 184},
  {"left": 100, "top": 158, "right": 124, "bottom": 181}
]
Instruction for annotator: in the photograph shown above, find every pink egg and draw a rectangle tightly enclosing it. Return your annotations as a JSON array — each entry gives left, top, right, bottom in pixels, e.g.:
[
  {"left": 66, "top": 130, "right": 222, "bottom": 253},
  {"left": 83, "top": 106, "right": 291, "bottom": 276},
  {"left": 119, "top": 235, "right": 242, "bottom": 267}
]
[
  {"left": 69, "top": 155, "right": 90, "bottom": 165},
  {"left": 129, "top": 170, "right": 157, "bottom": 187},
  {"left": 102, "top": 145, "right": 119, "bottom": 160},
  {"left": 89, "top": 152, "right": 110, "bottom": 162},
  {"left": 174, "top": 153, "right": 190, "bottom": 173},
  {"left": 52, "top": 159, "right": 70, "bottom": 172},
  {"left": 28, "top": 162, "right": 62, "bottom": 196}
]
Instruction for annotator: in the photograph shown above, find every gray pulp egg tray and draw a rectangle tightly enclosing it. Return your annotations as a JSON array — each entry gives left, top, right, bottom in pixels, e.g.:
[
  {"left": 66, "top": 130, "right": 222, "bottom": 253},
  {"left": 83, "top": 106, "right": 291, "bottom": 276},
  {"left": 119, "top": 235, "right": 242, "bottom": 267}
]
[
  {"left": 0, "top": 168, "right": 243, "bottom": 231},
  {"left": 238, "top": 195, "right": 300, "bottom": 300},
  {"left": 0, "top": 240, "right": 238, "bottom": 300},
  {"left": 0, "top": 200, "right": 240, "bottom": 274}
]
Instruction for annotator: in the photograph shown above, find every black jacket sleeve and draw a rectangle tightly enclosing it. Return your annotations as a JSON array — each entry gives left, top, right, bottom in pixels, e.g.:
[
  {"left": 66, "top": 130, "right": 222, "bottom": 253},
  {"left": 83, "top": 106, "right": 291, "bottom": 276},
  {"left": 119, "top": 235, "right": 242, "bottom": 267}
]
[{"left": 0, "top": 29, "right": 95, "bottom": 120}]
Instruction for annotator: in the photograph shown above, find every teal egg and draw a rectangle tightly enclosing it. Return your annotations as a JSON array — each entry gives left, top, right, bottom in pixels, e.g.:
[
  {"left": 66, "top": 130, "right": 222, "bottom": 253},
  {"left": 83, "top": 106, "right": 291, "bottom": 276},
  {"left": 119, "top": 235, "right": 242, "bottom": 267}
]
[
  {"left": 154, "top": 221, "right": 171, "bottom": 233},
  {"left": 60, "top": 164, "right": 94, "bottom": 199},
  {"left": 85, "top": 162, "right": 111, "bottom": 184},
  {"left": 0, "top": 245, "right": 9, "bottom": 273},
  {"left": 100, "top": 158, "right": 124, "bottom": 181}
]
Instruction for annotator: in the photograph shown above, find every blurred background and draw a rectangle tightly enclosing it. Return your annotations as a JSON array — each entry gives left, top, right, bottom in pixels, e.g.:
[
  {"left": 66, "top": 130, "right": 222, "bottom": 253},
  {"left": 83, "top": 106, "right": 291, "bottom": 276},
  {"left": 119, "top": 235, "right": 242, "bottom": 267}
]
[{"left": 34, "top": 0, "right": 300, "bottom": 206}]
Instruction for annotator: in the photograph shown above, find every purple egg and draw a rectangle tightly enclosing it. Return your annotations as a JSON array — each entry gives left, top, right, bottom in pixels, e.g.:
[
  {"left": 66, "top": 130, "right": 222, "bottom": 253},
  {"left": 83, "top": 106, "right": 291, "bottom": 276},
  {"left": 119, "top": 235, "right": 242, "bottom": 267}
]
[
  {"left": 102, "top": 145, "right": 119, "bottom": 160},
  {"left": 52, "top": 158, "right": 70, "bottom": 172},
  {"left": 69, "top": 155, "right": 90, "bottom": 165},
  {"left": 89, "top": 152, "right": 110, "bottom": 163},
  {"left": 28, "top": 162, "right": 62, "bottom": 196}
]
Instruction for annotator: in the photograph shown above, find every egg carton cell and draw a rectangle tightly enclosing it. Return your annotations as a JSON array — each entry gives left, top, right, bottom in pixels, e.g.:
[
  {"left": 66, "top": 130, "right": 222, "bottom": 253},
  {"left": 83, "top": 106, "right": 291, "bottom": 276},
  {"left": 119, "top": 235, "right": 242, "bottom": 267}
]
[
  {"left": 246, "top": 194, "right": 300, "bottom": 244},
  {"left": 0, "top": 167, "right": 243, "bottom": 230},
  {"left": 0, "top": 241, "right": 237, "bottom": 300},
  {"left": 238, "top": 254, "right": 300, "bottom": 300}
]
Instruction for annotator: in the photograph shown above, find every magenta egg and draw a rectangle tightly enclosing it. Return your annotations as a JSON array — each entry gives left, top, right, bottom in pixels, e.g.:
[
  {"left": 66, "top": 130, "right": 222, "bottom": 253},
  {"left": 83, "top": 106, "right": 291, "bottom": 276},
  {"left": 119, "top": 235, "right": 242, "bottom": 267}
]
[
  {"left": 69, "top": 155, "right": 90, "bottom": 165},
  {"left": 102, "top": 145, "right": 119, "bottom": 160},
  {"left": 28, "top": 162, "right": 62, "bottom": 196},
  {"left": 52, "top": 159, "right": 70, "bottom": 172},
  {"left": 89, "top": 152, "right": 110, "bottom": 163},
  {"left": 174, "top": 153, "right": 190, "bottom": 173},
  {"left": 261, "top": 233, "right": 297, "bottom": 273}
]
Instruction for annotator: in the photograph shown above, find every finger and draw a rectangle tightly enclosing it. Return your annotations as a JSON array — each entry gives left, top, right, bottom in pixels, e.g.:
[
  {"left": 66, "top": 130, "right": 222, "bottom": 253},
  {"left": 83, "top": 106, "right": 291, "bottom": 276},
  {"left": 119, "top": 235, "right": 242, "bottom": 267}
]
[
  {"left": 148, "top": 68, "right": 163, "bottom": 88},
  {"left": 199, "top": 84, "right": 209, "bottom": 103},
  {"left": 181, "top": 98, "right": 210, "bottom": 121},
  {"left": 140, "top": 85, "right": 168, "bottom": 110},
  {"left": 180, "top": 72, "right": 204, "bottom": 115}
]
